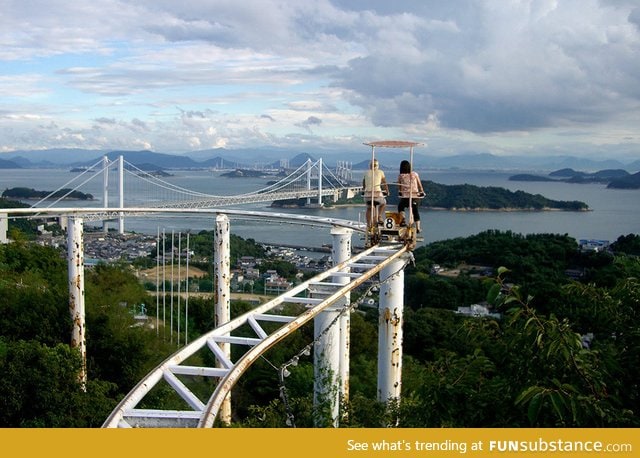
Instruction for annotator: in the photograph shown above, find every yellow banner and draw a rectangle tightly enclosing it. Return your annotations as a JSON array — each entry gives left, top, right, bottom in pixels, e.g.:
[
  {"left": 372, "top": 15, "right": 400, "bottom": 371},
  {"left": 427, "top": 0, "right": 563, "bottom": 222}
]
[{"left": 2, "top": 428, "right": 637, "bottom": 458}]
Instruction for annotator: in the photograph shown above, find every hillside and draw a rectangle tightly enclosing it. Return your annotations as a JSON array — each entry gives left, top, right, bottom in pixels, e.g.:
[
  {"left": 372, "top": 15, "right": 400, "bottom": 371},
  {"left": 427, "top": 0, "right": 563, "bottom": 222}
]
[
  {"left": 2, "top": 187, "right": 94, "bottom": 200},
  {"left": 4, "top": 147, "right": 640, "bottom": 172},
  {"left": 419, "top": 181, "right": 588, "bottom": 210},
  {"left": 607, "top": 171, "right": 640, "bottom": 189},
  {"left": 510, "top": 168, "right": 632, "bottom": 186},
  {"left": 2, "top": 231, "right": 639, "bottom": 427},
  {"left": 332, "top": 180, "right": 589, "bottom": 211},
  {"left": 0, "top": 158, "right": 21, "bottom": 169}
]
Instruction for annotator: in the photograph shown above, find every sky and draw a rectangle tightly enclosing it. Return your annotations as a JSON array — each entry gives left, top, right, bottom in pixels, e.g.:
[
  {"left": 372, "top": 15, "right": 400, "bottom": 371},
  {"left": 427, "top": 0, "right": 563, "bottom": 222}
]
[{"left": 1, "top": 0, "right": 640, "bottom": 160}]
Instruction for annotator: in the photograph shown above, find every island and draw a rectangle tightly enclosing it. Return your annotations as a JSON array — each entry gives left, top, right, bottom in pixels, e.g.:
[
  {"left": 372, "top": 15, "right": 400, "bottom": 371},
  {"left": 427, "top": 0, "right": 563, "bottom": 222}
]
[
  {"left": 510, "top": 168, "right": 634, "bottom": 187},
  {"left": 272, "top": 180, "right": 589, "bottom": 211},
  {"left": 2, "top": 187, "right": 94, "bottom": 200},
  {"left": 607, "top": 171, "right": 640, "bottom": 189},
  {"left": 221, "top": 168, "right": 285, "bottom": 179},
  {"left": 419, "top": 181, "right": 588, "bottom": 211},
  {"left": 138, "top": 170, "right": 173, "bottom": 178}
]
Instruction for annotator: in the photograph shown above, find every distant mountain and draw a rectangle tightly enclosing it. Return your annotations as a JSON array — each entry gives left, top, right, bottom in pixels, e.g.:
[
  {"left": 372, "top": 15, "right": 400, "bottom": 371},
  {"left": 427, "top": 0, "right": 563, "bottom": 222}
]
[
  {"left": 592, "top": 169, "right": 629, "bottom": 179},
  {"left": 607, "top": 171, "right": 640, "bottom": 189},
  {"left": 288, "top": 153, "right": 315, "bottom": 166},
  {"left": 102, "top": 150, "right": 201, "bottom": 169},
  {"left": 423, "top": 154, "right": 629, "bottom": 172},
  {"left": 7, "top": 148, "right": 106, "bottom": 165},
  {"left": 0, "top": 158, "right": 22, "bottom": 169},
  {"left": 188, "top": 147, "right": 320, "bottom": 166},
  {"left": 6, "top": 157, "right": 32, "bottom": 168},
  {"left": 511, "top": 168, "right": 631, "bottom": 185},
  {"left": 198, "top": 157, "right": 244, "bottom": 169},
  {"left": 549, "top": 168, "right": 581, "bottom": 178},
  {"left": 626, "top": 160, "right": 640, "bottom": 172},
  {"left": 2, "top": 147, "right": 637, "bottom": 172},
  {"left": 508, "top": 174, "right": 555, "bottom": 182}
]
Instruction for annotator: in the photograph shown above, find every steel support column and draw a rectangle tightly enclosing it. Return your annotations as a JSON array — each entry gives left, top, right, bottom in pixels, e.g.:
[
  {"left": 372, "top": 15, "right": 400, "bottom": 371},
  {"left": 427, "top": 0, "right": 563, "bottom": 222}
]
[
  {"left": 214, "top": 214, "right": 231, "bottom": 424},
  {"left": 67, "top": 216, "right": 87, "bottom": 389},
  {"left": 0, "top": 212, "right": 7, "bottom": 244},
  {"left": 312, "top": 225, "right": 351, "bottom": 426},
  {"left": 331, "top": 226, "right": 352, "bottom": 420},
  {"left": 377, "top": 253, "right": 407, "bottom": 405}
]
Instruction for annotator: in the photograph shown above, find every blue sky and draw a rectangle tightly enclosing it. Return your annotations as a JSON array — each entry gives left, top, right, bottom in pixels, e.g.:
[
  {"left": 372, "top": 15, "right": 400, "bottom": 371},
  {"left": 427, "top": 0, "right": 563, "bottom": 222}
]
[{"left": 1, "top": 0, "right": 639, "bottom": 160}]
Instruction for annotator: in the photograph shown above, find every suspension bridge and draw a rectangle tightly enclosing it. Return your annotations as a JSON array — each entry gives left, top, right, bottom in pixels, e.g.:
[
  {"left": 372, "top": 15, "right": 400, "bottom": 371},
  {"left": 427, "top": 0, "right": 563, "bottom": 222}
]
[
  {"left": 29, "top": 155, "right": 360, "bottom": 213},
  {"left": 0, "top": 150, "right": 416, "bottom": 428}
]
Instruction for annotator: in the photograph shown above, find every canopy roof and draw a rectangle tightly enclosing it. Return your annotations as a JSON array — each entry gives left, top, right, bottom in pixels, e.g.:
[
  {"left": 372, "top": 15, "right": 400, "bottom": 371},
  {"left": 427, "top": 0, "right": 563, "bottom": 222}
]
[{"left": 363, "top": 140, "right": 422, "bottom": 148}]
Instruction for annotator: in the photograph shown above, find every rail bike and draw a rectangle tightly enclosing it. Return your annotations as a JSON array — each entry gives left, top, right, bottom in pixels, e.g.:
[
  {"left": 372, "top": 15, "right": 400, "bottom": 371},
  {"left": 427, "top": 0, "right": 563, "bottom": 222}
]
[{"left": 362, "top": 140, "right": 424, "bottom": 251}]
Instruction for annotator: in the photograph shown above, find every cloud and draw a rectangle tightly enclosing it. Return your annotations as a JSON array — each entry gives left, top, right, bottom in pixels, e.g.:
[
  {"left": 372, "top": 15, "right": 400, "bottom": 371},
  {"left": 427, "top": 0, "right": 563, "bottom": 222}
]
[
  {"left": 334, "top": 0, "right": 640, "bottom": 134},
  {"left": 296, "top": 115, "right": 323, "bottom": 133},
  {"left": 1, "top": 0, "right": 639, "bottom": 156}
]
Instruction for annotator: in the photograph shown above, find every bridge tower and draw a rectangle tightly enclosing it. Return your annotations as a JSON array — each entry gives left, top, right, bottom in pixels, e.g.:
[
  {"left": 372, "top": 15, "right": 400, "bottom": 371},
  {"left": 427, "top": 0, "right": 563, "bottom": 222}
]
[
  {"left": 118, "top": 155, "right": 125, "bottom": 234},
  {"left": 102, "top": 156, "right": 109, "bottom": 232},
  {"left": 317, "top": 157, "right": 323, "bottom": 206}
]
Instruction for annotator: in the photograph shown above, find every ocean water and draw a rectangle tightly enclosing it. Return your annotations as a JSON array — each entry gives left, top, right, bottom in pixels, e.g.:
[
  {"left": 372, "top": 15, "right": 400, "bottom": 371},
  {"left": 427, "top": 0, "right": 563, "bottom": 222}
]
[{"left": 1, "top": 168, "right": 638, "bottom": 248}]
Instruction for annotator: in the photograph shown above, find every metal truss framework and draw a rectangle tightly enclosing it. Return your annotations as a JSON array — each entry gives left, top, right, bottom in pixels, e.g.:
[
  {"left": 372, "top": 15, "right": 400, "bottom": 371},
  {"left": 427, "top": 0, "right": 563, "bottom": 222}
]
[
  {"left": 0, "top": 207, "right": 407, "bottom": 428},
  {"left": 103, "top": 243, "right": 407, "bottom": 428}
]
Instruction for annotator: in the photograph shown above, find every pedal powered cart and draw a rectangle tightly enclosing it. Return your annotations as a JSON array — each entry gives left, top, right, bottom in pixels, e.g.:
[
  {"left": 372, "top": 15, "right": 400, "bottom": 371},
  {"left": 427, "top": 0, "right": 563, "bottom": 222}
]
[{"left": 362, "top": 140, "right": 424, "bottom": 250}]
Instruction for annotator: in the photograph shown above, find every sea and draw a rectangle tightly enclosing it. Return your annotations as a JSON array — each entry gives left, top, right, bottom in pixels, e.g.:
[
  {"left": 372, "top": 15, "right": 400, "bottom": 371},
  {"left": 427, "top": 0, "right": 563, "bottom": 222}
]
[{"left": 1, "top": 167, "right": 638, "bottom": 250}]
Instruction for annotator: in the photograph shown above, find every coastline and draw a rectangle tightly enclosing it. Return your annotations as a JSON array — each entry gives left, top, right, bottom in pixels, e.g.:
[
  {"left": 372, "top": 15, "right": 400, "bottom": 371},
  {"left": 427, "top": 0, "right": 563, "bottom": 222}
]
[{"left": 292, "top": 203, "right": 591, "bottom": 212}]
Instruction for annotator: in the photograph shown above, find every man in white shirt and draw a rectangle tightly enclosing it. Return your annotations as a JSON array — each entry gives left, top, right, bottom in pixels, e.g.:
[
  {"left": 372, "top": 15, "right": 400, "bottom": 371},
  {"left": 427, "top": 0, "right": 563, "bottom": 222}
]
[{"left": 362, "top": 159, "right": 389, "bottom": 227}]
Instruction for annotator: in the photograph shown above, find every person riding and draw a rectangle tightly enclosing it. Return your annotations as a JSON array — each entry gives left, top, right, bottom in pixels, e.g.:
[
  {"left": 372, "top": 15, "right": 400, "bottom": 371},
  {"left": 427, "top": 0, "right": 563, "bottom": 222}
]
[
  {"left": 397, "top": 159, "right": 425, "bottom": 233},
  {"left": 362, "top": 159, "right": 389, "bottom": 227}
]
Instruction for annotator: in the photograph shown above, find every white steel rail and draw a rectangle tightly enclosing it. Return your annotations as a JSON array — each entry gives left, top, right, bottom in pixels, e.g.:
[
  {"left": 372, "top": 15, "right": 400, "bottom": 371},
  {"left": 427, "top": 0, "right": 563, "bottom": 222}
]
[
  {"left": 2, "top": 207, "right": 366, "bottom": 232},
  {"left": 103, "top": 243, "right": 407, "bottom": 428}
]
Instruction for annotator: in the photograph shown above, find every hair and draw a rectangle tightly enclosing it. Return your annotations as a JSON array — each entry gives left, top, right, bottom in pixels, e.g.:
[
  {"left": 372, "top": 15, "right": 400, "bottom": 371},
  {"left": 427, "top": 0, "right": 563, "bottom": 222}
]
[{"left": 399, "top": 159, "right": 411, "bottom": 174}]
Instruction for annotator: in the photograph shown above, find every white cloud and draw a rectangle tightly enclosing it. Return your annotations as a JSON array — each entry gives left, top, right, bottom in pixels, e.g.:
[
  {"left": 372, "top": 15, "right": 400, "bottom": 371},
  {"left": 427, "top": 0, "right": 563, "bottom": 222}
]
[{"left": 0, "top": 0, "right": 638, "bottom": 157}]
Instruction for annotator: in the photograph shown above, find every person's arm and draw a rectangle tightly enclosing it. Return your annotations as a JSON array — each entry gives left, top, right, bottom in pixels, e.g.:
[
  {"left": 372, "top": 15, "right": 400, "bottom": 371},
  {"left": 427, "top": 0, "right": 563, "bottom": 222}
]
[
  {"left": 382, "top": 176, "right": 389, "bottom": 195},
  {"left": 416, "top": 173, "right": 425, "bottom": 195}
]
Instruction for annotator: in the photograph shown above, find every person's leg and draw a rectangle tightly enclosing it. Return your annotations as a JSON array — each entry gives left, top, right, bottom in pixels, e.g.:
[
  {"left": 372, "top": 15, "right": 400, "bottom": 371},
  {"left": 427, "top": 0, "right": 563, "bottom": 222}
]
[
  {"left": 378, "top": 202, "right": 386, "bottom": 224},
  {"left": 398, "top": 198, "right": 408, "bottom": 226},
  {"left": 412, "top": 202, "right": 421, "bottom": 233}
]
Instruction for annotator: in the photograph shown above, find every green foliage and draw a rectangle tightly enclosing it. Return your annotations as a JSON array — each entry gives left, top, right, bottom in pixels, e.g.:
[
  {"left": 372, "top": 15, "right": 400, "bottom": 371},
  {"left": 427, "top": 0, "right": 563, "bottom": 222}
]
[
  {"left": 260, "top": 259, "right": 298, "bottom": 279},
  {"left": 381, "top": 181, "right": 588, "bottom": 210},
  {"left": 2, "top": 187, "right": 93, "bottom": 200},
  {"left": 419, "top": 181, "right": 588, "bottom": 210},
  {"left": 611, "top": 234, "right": 640, "bottom": 256},
  {"left": 0, "top": 339, "right": 117, "bottom": 427},
  {"left": 0, "top": 198, "right": 39, "bottom": 238},
  {"left": 2, "top": 229, "right": 639, "bottom": 428},
  {"left": 0, "top": 242, "right": 175, "bottom": 426},
  {"left": 188, "top": 230, "right": 265, "bottom": 264}
]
